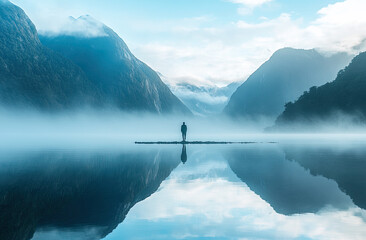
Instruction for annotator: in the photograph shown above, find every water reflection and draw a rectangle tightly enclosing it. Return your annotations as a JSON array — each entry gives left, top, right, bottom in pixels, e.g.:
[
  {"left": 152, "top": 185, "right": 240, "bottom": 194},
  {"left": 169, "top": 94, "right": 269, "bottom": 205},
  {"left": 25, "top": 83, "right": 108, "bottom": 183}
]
[
  {"left": 0, "top": 147, "right": 179, "bottom": 240},
  {"left": 226, "top": 144, "right": 354, "bottom": 215},
  {"left": 106, "top": 144, "right": 366, "bottom": 240},
  {"left": 282, "top": 144, "right": 366, "bottom": 210},
  {"left": 0, "top": 143, "right": 365, "bottom": 240},
  {"left": 181, "top": 144, "right": 187, "bottom": 164}
]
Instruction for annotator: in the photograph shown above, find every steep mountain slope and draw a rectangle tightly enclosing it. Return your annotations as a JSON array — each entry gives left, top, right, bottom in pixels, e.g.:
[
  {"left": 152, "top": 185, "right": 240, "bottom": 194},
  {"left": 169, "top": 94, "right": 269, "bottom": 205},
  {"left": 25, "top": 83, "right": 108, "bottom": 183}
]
[
  {"left": 40, "top": 16, "right": 191, "bottom": 114},
  {"left": 0, "top": 1, "right": 190, "bottom": 114},
  {"left": 0, "top": 0, "right": 100, "bottom": 110},
  {"left": 224, "top": 48, "right": 351, "bottom": 119},
  {"left": 275, "top": 51, "right": 366, "bottom": 127}
]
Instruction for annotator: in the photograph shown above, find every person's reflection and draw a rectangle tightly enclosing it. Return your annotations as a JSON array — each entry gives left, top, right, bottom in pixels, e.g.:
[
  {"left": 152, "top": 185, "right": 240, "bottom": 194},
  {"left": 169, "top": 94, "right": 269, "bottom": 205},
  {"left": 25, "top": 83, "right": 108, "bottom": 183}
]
[{"left": 181, "top": 144, "right": 187, "bottom": 164}]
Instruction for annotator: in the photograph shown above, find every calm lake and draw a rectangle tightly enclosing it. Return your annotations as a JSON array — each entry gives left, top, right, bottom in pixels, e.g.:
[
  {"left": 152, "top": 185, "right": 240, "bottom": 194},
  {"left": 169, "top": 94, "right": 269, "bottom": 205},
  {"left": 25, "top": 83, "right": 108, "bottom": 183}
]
[{"left": 1, "top": 141, "right": 365, "bottom": 240}]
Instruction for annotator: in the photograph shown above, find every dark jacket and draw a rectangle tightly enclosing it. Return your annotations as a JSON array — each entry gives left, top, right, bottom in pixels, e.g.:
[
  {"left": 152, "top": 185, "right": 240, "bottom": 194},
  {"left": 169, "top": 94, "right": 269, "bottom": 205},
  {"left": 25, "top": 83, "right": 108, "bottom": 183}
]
[{"left": 181, "top": 124, "right": 187, "bottom": 134}]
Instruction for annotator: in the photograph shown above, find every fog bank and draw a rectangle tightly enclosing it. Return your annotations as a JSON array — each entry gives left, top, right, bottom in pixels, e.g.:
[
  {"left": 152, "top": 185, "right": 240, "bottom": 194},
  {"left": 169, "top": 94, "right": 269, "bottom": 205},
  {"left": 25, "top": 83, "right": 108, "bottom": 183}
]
[{"left": 1, "top": 109, "right": 366, "bottom": 149}]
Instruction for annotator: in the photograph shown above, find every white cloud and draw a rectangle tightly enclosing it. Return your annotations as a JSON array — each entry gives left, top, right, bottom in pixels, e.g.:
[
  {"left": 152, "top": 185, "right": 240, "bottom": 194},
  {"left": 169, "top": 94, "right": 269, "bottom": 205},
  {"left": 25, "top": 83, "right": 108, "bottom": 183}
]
[
  {"left": 227, "top": 0, "right": 272, "bottom": 15},
  {"left": 133, "top": 41, "right": 251, "bottom": 87},
  {"left": 230, "top": 0, "right": 366, "bottom": 54},
  {"left": 40, "top": 15, "right": 107, "bottom": 37},
  {"left": 309, "top": 0, "right": 366, "bottom": 52},
  {"left": 228, "top": 0, "right": 271, "bottom": 6}
]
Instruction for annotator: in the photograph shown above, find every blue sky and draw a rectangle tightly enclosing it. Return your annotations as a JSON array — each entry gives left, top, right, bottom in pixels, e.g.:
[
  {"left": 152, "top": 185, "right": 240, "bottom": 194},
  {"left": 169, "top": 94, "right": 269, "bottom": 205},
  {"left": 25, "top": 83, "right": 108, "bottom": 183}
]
[{"left": 10, "top": 0, "right": 366, "bottom": 86}]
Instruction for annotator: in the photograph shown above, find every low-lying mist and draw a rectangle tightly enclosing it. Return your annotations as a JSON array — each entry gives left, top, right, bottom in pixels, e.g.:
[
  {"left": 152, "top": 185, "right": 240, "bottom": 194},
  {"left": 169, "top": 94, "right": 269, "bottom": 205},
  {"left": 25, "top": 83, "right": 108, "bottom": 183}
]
[
  {"left": 271, "top": 110, "right": 366, "bottom": 133},
  {"left": 1, "top": 109, "right": 366, "bottom": 149},
  {"left": 0, "top": 109, "right": 264, "bottom": 148}
]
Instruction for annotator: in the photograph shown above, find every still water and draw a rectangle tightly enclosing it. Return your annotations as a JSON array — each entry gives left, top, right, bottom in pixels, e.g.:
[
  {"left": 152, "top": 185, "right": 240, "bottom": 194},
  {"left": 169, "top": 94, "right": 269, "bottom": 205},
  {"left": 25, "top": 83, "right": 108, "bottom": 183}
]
[{"left": 0, "top": 142, "right": 365, "bottom": 240}]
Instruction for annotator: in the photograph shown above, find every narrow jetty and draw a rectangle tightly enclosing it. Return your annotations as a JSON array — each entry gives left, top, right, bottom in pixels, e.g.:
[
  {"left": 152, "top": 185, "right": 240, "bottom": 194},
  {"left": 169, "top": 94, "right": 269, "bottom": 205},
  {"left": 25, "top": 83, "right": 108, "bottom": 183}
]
[{"left": 135, "top": 141, "right": 276, "bottom": 145}]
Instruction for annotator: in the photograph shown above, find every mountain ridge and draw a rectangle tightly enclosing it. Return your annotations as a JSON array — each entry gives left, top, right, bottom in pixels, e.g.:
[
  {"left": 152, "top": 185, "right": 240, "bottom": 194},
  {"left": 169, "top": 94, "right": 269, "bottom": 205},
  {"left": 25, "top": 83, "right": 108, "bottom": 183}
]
[
  {"left": 224, "top": 48, "right": 352, "bottom": 120},
  {"left": 274, "top": 51, "right": 366, "bottom": 129},
  {"left": 40, "top": 15, "right": 191, "bottom": 114}
]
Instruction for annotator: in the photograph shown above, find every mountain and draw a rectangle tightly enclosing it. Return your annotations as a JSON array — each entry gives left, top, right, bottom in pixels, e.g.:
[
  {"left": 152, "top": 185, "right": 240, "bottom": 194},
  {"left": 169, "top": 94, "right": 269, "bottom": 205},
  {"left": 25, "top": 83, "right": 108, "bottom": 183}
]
[
  {"left": 224, "top": 48, "right": 351, "bottom": 120},
  {"left": 40, "top": 16, "right": 191, "bottom": 114},
  {"left": 0, "top": 0, "right": 100, "bottom": 110},
  {"left": 162, "top": 75, "right": 241, "bottom": 116},
  {"left": 274, "top": 52, "right": 366, "bottom": 128},
  {"left": 0, "top": 1, "right": 190, "bottom": 114}
]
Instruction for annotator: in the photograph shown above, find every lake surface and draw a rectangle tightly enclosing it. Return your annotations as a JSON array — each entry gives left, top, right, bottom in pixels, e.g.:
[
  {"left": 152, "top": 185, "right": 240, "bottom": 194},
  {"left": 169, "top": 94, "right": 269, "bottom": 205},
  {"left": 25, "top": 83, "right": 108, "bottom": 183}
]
[{"left": 0, "top": 141, "right": 365, "bottom": 240}]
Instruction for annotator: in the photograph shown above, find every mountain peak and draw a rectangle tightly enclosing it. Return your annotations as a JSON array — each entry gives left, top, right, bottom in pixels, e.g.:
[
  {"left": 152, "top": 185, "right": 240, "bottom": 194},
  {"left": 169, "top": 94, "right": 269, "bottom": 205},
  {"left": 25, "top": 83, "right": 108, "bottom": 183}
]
[
  {"left": 271, "top": 48, "right": 320, "bottom": 59},
  {"left": 40, "top": 14, "right": 108, "bottom": 38},
  {"left": 75, "top": 14, "right": 102, "bottom": 25}
]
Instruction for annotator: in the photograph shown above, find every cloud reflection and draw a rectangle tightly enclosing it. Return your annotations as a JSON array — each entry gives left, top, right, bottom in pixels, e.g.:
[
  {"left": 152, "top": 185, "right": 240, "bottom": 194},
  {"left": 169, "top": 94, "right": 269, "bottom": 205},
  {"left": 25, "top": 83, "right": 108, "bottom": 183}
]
[{"left": 105, "top": 146, "right": 366, "bottom": 240}]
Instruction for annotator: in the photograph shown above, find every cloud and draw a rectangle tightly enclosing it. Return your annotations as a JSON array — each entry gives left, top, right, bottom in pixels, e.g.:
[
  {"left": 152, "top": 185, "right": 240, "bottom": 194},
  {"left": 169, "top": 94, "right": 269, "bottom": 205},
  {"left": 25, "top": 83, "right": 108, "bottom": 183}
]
[
  {"left": 309, "top": 0, "right": 366, "bottom": 53},
  {"left": 232, "top": 0, "right": 366, "bottom": 54},
  {"left": 227, "top": 0, "right": 272, "bottom": 15},
  {"left": 10, "top": 0, "right": 108, "bottom": 37},
  {"left": 173, "top": 89, "right": 228, "bottom": 105},
  {"left": 133, "top": 39, "right": 256, "bottom": 87},
  {"left": 228, "top": 0, "right": 271, "bottom": 6},
  {"left": 39, "top": 15, "right": 108, "bottom": 37}
]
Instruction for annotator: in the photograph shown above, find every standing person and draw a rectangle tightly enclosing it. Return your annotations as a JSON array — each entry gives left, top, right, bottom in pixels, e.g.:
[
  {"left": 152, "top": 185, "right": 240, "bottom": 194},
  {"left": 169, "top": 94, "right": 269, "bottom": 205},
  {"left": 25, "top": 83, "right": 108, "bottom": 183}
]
[{"left": 181, "top": 122, "right": 187, "bottom": 142}]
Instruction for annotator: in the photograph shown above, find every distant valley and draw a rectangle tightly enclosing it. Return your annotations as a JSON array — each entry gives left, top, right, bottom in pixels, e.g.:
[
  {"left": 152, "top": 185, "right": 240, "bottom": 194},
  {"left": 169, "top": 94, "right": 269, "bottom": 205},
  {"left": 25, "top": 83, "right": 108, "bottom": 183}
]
[{"left": 161, "top": 73, "right": 241, "bottom": 116}]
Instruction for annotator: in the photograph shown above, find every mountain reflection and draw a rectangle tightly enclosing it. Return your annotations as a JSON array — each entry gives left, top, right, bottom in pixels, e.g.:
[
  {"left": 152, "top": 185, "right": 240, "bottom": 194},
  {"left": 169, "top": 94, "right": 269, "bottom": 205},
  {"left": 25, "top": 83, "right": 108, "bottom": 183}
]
[
  {"left": 225, "top": 145, "right": 354, "bottom": 215},
  {"left": 283, "top": 144, "right": 366, "bottom": 210},
  {"left": 1, "top": 144, "right": 365, "bottom": 240},
  {"left": 104, "top": 144, "right": 366, "bottom": 240},
  {"left": 0, "top": 148, "right": 180, "bottom": 240}
]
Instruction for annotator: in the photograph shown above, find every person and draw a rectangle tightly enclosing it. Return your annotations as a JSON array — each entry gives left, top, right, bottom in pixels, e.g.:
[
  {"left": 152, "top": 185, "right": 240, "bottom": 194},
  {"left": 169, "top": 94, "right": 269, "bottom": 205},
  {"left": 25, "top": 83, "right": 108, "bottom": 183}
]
[{"left": 181, "top": 122, "right": 187, "bottom": 142}]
